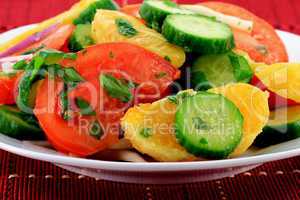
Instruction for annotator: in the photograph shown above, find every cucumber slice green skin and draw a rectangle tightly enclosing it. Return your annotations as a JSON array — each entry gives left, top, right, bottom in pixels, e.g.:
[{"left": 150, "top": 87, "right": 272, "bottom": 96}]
[
  {"left": 73, "top": 0, "right": 119, "bottom": 25},
  {"left": 191, "top": 52, "right": 253, "bottom": 90},
  {"left": 254, "top": 122, "right": 300, "bottom": 147},
  {"left": 0, "top": 105, "right": 44, "bottom": 140},
  {"left": 139, "top": 0, "right": 192, "bottom": 32},
  {"left": 175, "top": 92, "right": 243, "bottom": 159},
  {"left": 68, "top": 24, "right": 94, "bottom": 52},
  {"left": 162, "top": 14, "right": 235, "bottom": 54}
]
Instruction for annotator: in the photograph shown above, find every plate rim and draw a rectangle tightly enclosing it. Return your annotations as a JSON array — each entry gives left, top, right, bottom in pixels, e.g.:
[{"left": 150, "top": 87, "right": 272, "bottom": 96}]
[{"left": 0, "top": 25, "right": 299, "bottom": 172}]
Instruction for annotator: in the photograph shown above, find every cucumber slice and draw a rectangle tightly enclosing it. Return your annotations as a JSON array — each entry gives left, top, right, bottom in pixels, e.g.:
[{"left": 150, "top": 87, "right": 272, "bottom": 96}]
[
  {"left": 191, "top": 51, "right": 253, "bottom": 90},
  {"left": 0, "top": 105, "right": 44, "bottom": 140},
  {"left": 254, "top": 106, "right": 300, "bottom": 147},
  {"left": 73, "top": 0, "right": 119, "bottom": 25},
  {"left": 175, "top": 92, "right": 243, "bottom": 158},
  {"left": 68, "top": 24, "right": 94, "bottom": 52},
  {"left": 139, "top": 0, "right": 192, "bottom": 31},
  {"left": 162, "top": 14, "right": 235, "bottom": 54}
]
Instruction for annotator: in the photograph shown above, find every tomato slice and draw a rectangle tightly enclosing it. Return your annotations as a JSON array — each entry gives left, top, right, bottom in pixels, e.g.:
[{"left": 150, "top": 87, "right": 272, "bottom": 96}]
[
  {"left": 0, "top": 73, "right": 20, "bottom": 105},
  {"left": 62, "top": 43, "right": 180, "bottom": 102},
  {"left": 36, "top": 43, "right": 180, "bottom": 156},
  {"left": 120, "top": 4, "right": 143, "bottom": 20},
  {"left": 201, "top": 2, "right": 288, "bottom": 64},
  {"left": 34, "top": 78, "right": 120, "bottom": 156},
  {"left": 16, "top": 24, "right": 74, "bottom": 55}
]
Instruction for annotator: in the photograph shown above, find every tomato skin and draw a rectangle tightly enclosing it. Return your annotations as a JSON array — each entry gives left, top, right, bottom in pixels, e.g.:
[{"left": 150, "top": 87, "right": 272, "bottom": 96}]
[
  {"left": 62, "top": 43, "right": 180, "bottom": 102},
  {"left": 120, "top": 4, "right": 146, "bottom": 24},
  {"left": 16, "top": 24, "right": 74, "bottom": 55},
  {"left": 201, "top": 2, "right": 288, "bottom": 64},
  {"left": 251, "top": 75, "right": 299, "bottom": 109},
  {"left": 0, "top": 74, "right": 20, "bottom": 105},
  {"left": 34, "top": 78, "right": 119, "bottom": 157}
]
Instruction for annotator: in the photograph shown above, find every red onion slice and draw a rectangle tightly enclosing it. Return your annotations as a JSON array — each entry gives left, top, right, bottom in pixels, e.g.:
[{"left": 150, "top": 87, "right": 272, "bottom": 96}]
[{"left": 0, "top": 24, "right": 58, "bottom": 58}]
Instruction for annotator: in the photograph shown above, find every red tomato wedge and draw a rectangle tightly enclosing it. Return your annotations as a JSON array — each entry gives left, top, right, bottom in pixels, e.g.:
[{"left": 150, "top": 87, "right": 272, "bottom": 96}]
[
  {"left": 62, "top": 43, "right": 180, "bottom": 102},
  {"left": 0, "top": 73, "right": 20, "bottom": 105},
  {"left": 121, "top": 4, "right": 142, "bottom": 18},
  {"left": 201, "top": 2, "right": 288, "bottom": 64},
  {"left": 36, "top": 43, "right": 180, "bottom": 156},
  {"left": 34, "top": 78, "right": 120, "bottom": 156},
  {"left": 15, "top": 24, "right": 74, "bottom": 55}
]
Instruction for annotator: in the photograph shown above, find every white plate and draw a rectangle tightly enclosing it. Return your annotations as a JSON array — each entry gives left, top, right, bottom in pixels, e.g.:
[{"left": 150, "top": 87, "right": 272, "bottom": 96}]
[{"left": 0, "top": 25, "right": 300, "bottom": 184}]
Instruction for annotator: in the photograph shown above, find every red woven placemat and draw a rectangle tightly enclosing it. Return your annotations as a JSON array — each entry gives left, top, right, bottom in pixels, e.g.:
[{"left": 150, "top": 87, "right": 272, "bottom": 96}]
[{"left": 0, "top": 0, "right": 299, "bottom": 199}]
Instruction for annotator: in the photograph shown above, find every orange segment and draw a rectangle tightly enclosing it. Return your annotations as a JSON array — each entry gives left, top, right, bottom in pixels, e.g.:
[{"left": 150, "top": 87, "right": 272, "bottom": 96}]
[
  {"left": 254, "top": 63, "right": 300, "bottom": 103},
  {"left": 210, "top": 83, "right": 269, "bottom": 157},
  {"left": 121, "top": 93, "right": 197, "bottom": 162}
]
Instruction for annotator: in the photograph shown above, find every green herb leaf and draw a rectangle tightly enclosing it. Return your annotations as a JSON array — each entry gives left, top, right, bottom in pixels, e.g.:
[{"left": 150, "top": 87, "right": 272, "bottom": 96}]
[
  {"left": 154, "top": 72, "right": 167, "bottom": 79},
  {"left": 115, "top": 18, "right": 138, "bottom": 38},
  {"left": 13, "top": 60, "right": 27, "bottom": 70},
  {"left": 100, "top": 74, "right": 133, "bottom": 103},
  {"left": 139, "top": 128, "right": 152, "bottom": 138},
  {"left": 164, "top": 56, "right": 171, "bottom": 62},
  {"left": 89, "top": 120, "right": 104, "bottom": 140},
  {"left": 75, "top": 98, "right": 96, "bottom": 116},
  {"left": 22, "top": 44, "right": 46, "bottom": 55},
  {"left": 59, "top": 87, "right": 72, "bottom": 120},
  {"left": 167, "top": 95, "right": 178, "bottom": 104},
  {"left": 63, "top": 67, "right": 84, "bottom": 83},
  {"left": 39, "top": 50, "right": 77, "bottom": 65},
  {"left": 193, "top": 117, "right": 210, "bottom": 130}
]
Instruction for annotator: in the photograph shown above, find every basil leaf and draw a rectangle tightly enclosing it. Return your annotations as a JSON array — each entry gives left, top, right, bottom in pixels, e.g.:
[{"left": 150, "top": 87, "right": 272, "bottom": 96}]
[
  {"left": 75, "top": 98, "right": 96, "bottom": 116},
  {"left": 63, "top": 67, "right": 84, "bottom": 83},
  {"left": 115, "top": 18, "right": 138, "bottom": 38},
  {"left": 13, "top": 60, "right": 27, "bottom": 70},
  {"left": 22, "top": 44, "right": 45, "bottom": 55},
  {"left": 89, "top": 120, "right": 104, "bottom": 140},
  {"left": 228, "top": 53, "right": 253, "bottom": 83},
  {"left": 39, "top": 50, "right": 77, "bottom": 65},
  {"left": 100, "top": 74, "right": 133, "bottom": 103},
  {"left": 139, "top": 128, "right": 152, "bottom": 138}
]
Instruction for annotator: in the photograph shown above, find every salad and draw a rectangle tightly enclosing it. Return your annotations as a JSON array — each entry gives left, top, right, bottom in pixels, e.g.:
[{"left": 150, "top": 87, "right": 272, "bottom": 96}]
[{"left": 0, "top": 0, "right": 299, "bottom": 162}]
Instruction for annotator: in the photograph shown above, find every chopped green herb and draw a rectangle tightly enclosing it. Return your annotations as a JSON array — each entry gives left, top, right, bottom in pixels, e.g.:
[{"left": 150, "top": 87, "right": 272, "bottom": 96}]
[
  {"left": 164, "top": 56, "right": 171, "bottom": 62},
  {"left": 89, "top": 120, "right": 104, "bottom": 140},
  {"left": 167, "top": 95, "right": 178, "bottom": 104},
  {"left": 139, "top": 128, "right": 152, "bottom": 138},
  {"left": 193, "top": 117, "right": 210, "bottom": 130},
  {"left": 100, "top": 74, "right": 133, "bottom": 103},
  {"left": 155, "top": 72, "right": 167, "bottom": 79},
  {"left": 255, "top": 45, "right": 268, "bottom": 55},
  {"left": 59, "top": 87, "right": 71, "bottom": 120},
  {"left": 75, "top": 98, "right": 96, "bottom": 116},
  {"left": 39, "top": 50, "right": 77, "bottom": 65},
  {"left": 30, "top": 56, "right": 45, "bottom": 81},
  {"left": 13, "top": 60, "right": 27, "bottom": 70},
  {"left": 199, "top": 138, "right": 208, "bottom": 145},
  {"left": 63, "top": 67, "right": 84, "bottom": 83},
  {"left": 22, "top": 44, "right": 45, "bottom": 55},
  {"left": 109, "top": 51, "right": 115, "bottom": 59},
  {"left": 115, "top": 18, "right": 138, "bottom": 38},
  {"left": 81, "top": 49, "right": 88, "bottom": 55}
]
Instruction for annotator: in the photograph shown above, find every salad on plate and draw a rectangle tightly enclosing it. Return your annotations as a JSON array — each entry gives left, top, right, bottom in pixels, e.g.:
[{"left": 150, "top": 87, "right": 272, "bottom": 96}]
[{"left": 0, "top": 0, "right": 299, "bottom": 162}]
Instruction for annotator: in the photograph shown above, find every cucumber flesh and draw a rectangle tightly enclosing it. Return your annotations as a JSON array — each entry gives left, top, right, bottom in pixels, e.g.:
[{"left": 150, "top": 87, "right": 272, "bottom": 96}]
[
  {"left": 68, "top": 24, "right": 94, "bottom": 52},
  {"left": 162, "top": 14, "right": 235, "bottom": 54},
  {"left": 191, "top": 51, "right": 253, "bottom": 90},
  {"left": 175, "top": 92, "right": 243, "bottom": 159},
  {"left": 0, "top": 105, "right": 44, "bottom": 140},
  {"left": 139, "top": 0, "right": 192, "bottom": 31},
  {"left": 255, "top": 106, "right": 300, "bottom": 147},
  {"left": 73, "top": 0, "right": 119, "bottom": 25}
]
